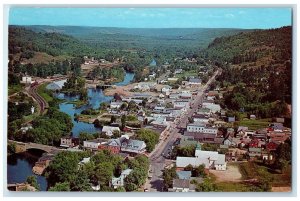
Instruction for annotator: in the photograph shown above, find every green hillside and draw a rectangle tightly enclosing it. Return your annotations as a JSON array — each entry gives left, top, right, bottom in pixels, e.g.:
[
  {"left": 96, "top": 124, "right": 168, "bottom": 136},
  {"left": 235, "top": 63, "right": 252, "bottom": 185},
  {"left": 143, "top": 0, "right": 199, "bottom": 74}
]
[
  {"left": 23, "top": 25, "right": 252, "bottom": 51},
  {"left": 9, "top": 26, "right": 94, "bottom": 58},
  {"left": 203, "top": 26, "right": 292, "bottom": 118}
]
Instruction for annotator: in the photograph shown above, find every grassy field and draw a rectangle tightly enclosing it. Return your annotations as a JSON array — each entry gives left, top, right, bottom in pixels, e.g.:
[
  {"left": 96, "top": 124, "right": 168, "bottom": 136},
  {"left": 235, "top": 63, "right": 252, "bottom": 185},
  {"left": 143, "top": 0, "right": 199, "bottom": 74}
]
[
  {"left": 67, "top": 99, "right": 88, "bottom": 108},
  {"left": 37, "top": 83, "right": 53, "bottom": 103},
  {"left": 238, "top": 118, "right": 271, "bottom": 130},
  {"left": 14, "top": 52, "right": 72, "bottom": 65},
  {"left": 8, "top": 84, "right": 23, "bottom": 96},
  {"left": 216, "top": 182, "right": 253, "bottom": 192},
  {"left": 175, "top": 70, "right": 198, "bottom": 79},
  {"left": 238, "top": 161, "right": 291, "bottom": 187}
]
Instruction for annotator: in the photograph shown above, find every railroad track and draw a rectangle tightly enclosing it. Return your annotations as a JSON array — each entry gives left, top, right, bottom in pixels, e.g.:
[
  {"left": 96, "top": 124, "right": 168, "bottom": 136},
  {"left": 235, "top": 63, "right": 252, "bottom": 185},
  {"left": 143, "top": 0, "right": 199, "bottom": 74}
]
[{"left": 28, "top": 84, "right": 48, "bottom": 115}]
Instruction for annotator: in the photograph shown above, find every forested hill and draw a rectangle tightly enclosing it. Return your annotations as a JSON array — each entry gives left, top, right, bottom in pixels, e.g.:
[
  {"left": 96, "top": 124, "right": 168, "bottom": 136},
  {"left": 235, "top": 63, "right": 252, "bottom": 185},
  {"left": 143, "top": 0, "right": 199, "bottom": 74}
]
[
  {"left": 9, "top": 26, "right": 93, "bottom": 59},
  {"left": 204, "top": 26, "right": 292, "bottom": 118},
  {"left": 21, "top": 25, "right": 253, "bottom": 51},
  {"left": 203, "top": 26, "right": 291, "bottom": 65}
]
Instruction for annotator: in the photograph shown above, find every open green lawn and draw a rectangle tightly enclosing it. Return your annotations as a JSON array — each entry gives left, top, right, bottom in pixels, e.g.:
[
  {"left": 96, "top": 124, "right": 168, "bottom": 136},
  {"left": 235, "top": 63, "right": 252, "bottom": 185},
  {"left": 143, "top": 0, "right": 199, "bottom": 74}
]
[
  {"left": 175, "top": 70, "right": 198, "bottom": 79},
  {"left": 238, "top": 118, "right": 271, "bottom": 130},
  {"left": 37, "top": 83, "right": 53, "bottom": 103}
]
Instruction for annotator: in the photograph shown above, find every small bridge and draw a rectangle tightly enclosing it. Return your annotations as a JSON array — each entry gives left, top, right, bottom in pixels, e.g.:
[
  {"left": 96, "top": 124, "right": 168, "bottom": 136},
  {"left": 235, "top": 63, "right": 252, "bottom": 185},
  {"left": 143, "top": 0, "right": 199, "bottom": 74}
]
[{"left": 8, "top": 140, "right": 60, "bottom": 153}]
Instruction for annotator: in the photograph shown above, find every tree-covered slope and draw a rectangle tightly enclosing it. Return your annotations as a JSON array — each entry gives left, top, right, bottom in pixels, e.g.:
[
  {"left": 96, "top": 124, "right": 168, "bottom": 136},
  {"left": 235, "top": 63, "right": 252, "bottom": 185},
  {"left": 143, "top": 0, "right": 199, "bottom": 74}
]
[
  {"left": 204, "top": 26, "right": 292, "bottom": 118},
  {"left": 203, "top": 26, "right": 291, "bottom": 65},
  {"left": 22, "top": 25, "right": 253, "bottom": 51},
  {"left": 9, "top": 26, "right": 94, "bottom": 58}
]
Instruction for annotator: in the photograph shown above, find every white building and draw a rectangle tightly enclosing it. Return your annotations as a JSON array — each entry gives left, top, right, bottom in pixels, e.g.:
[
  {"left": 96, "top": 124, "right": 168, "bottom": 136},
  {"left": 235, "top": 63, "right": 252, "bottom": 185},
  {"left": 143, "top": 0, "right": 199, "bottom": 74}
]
[
  {"left": 176, "top": 144, "right": 227, "bottom": 171},
  {"left": 161, "top": 85, "right": 172, "bottom": 94},
  {"left": 202, "top": 102, "right": 221, "bottom": 113},
  {"left": 174, "top": 100, "right": 190, "bottom": 109},
  {"left": 180, "top": 91, "right": 192, "bottom": 99},
  {"left": 102, "top": 126, "right": 121, "bottom": 137},
  {"left": 110, "top": 102, "right": 123, "bottom": 109},
  {"left": 188, "top": 78, "right": 202, "bottom": 86},
  {"left": 21, "top": 76, "right": 32, "bottom": 84},
  {"left": 83, "top": 139, "right": 107, "bottom": 150},
  {"left": 111, "top": 169, "right": 133, "bottom": 189},
  {"left": 187, "top": 122, "right": 218, "bottom": 134}
]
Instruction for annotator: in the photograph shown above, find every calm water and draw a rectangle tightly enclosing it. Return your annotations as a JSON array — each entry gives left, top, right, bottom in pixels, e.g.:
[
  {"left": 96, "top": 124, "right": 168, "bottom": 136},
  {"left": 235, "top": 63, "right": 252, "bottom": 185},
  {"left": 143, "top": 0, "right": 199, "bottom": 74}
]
[
  {"left": 7, "top": 151, "right": 48, "bottom": 191},
  {"left": 57, "top": 72, "right": 135, "bottom": 136},
  {"left": 7, "top": 72, "right": 134, "bottom": 191}
]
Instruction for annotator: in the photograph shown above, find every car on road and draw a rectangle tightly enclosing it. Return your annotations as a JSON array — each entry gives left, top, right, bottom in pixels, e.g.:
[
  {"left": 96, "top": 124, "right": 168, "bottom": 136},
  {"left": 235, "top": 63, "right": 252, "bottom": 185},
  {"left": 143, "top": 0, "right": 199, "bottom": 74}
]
[{"left": 144, "top": 188, "right": 149, "bottom": 192}]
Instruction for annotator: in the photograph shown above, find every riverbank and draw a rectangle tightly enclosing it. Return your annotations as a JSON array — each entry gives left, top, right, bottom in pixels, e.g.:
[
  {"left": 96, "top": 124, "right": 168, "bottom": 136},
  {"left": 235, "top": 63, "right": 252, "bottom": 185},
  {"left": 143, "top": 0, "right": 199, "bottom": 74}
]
[{"left": 103, "top": 84, "right": 135, "bottom": 97}]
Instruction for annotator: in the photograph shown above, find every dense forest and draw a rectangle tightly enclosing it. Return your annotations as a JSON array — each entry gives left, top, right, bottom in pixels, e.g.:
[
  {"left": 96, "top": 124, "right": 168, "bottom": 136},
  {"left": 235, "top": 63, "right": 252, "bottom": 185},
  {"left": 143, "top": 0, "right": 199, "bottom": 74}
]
[
  {"left": 9, "top": 26, "right": 94, "bottom": 58},
  {"left": 202, "top": 26, "right": 292, "bottom": 118},
  {"left": 25, "top": 25, "right": 252, "bottom": 52}
]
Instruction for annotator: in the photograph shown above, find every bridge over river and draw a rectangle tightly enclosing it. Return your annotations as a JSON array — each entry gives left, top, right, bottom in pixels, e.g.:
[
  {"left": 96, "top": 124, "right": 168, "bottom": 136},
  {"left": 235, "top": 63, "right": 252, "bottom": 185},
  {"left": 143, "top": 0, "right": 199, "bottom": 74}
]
[{"left": 8, "top": 140, "right": 62, "bottom": 153}]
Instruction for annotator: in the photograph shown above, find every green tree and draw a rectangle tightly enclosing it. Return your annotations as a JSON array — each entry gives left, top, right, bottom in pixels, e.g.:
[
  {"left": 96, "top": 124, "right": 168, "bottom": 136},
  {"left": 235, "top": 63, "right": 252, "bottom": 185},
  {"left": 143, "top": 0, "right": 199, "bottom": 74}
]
[
  {"left": 49, "top": 182, "right": 71, "bottom": 191},
  {"left": 193, "top": 164, "right": 206, "bottom": 177},
  {"left": 121, "top": 115, "right": 126, "bottom": 129},
  {"left": 135, "top": 129, "right": 159, "bottom": 152},
  {"left": 26, "top": 176, "right": 40, "bottom": 190},
  {"left": 162, "top": 166, "right": 178, "bottom": 190},
  {"left": 70, "top": 173, "right": 92, "bottom": 191},
  {"left": 195, "top": 177, "right": 218, "bottom": 192},
  {"left": 46, "top": 151, "right": 81, "bottom": 186}
]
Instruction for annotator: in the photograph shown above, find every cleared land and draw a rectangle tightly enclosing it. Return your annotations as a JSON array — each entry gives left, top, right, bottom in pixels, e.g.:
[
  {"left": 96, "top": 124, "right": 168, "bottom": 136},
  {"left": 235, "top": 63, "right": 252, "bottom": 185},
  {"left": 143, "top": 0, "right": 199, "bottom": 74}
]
[
  {"left": 238, "top": 118, "right": 271, "bottom": 130},
  {"left": 210, "top": 164, "right": 242, "bottom": 182}
]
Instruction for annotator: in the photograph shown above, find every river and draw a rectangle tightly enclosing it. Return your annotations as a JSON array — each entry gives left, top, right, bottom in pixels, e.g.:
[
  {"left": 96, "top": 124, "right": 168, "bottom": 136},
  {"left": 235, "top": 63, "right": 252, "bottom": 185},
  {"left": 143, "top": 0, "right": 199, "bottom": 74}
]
[
  {"left": 7, "top": 72, "right": 135, "bottom": 191},
  {"left": 57, "top": 72, "right": 135, "bottom": 136},
  {"left": 7, "top": 151, "right": 48, "bottom": 191}
]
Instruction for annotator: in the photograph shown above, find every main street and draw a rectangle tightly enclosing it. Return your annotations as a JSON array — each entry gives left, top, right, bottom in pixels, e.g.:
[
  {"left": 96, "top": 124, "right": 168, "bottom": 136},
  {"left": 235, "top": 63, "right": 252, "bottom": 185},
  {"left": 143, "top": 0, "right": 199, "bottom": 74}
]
[{"left": 146, "top": 69, "right": 221, "bottom": 192}]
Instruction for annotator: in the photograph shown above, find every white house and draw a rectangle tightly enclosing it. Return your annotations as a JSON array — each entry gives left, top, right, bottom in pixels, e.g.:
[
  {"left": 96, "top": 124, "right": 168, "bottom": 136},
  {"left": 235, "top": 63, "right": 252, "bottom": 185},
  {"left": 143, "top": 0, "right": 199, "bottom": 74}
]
[
  {"left": 174, "top": 69, "right": 183, "bottom": 74},
  {"left": 174, "top": 100, "right": 190, "bottom": 109},
  {"left": 83, "top": 138, "right": 108, "bottom": 150},
  {"left": 110, "top": 102, "right": 123, "bottom": 109},
  {"left": 202, "top": 102, "right": 221, "bottom": 113},
  {"left": 192, "top": 114, "right": 209, "bottom": 124},
  {"left": 21, "top": 76, "right": 32, "bottom": 84},
  {"left": 187, "top": 122, "right": 218, "bottom": 134},
  {"left": 188, "top": 78, "right": 201, "bottom": 86},
  {"left": 176, "top": 144, "right": 227, "bottom": 171},
  {"left": 197, "top": 108, "right": 211, "bottom": 116},
  {"left": 102, "top": 126, "right": 121, "bottom": 137},
  {"left": 148, "top": 72, "right": 156, "bottom": 80},
  {"left": 121, "top": 138, "right": 147, "bottom": 154},
  {"left": 111, "top": 169, "right": 133, "bottom": 189},
  {"left": 180, "top": 91, "right": 192, "bottom": 99},
  {"left": 78, "top": 157, "right": 90, "bottom": 166},
  {"left": 161, "top": 85, "right": 172, "bottom": 94}
]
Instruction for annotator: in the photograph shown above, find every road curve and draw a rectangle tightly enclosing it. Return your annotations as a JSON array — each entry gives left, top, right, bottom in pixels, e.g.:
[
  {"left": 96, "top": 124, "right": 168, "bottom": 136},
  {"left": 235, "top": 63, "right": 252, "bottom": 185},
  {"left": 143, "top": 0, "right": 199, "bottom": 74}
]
[{"left": 28, "top": 83, "right": 48, "bottom": 115}]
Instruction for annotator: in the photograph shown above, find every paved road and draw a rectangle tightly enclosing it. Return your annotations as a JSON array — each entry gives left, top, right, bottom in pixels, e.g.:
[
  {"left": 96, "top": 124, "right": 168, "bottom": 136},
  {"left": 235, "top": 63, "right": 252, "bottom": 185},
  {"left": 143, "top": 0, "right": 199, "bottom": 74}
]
[{"left": 146, "top": 69, "right": 221, "bottom": 192}]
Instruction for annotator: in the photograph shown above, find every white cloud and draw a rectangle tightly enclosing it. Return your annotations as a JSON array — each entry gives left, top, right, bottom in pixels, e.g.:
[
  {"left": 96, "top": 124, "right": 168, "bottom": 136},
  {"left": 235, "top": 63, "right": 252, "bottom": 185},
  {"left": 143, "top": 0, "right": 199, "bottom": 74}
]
[{"left": 225, "top": 13, "right": 235, "bottom": 18}]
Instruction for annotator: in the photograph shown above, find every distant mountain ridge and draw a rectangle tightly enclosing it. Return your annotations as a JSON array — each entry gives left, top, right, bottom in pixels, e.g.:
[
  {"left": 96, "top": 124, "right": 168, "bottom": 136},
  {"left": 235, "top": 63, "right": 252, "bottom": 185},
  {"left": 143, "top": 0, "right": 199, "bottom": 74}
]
[{"left": 15, "top": 25, "right": 254, "bottom": 50}]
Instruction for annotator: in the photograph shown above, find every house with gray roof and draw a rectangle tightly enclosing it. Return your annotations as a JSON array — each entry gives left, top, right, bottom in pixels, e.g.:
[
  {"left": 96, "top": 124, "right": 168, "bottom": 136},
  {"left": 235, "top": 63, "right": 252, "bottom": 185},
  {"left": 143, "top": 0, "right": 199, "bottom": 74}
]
[
  {"left": 176, "top": 143, "right": 227, "bottom": 171},
  {"left": 121, "top": 139, "right": 146, "bottom": 154},
  {"left": 177, "top": 171, "right": 192, "bottom": 180},
  {"left": 46, "top": 79, "right": 67, "bottom": 90}
]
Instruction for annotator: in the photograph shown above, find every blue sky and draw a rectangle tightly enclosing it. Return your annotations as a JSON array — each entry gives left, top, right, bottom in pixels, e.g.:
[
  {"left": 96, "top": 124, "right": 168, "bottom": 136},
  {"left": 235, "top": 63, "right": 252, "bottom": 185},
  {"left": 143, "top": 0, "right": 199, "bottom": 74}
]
[{"left": 9, "top": 7, "right": 292, "bottom": 29}]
